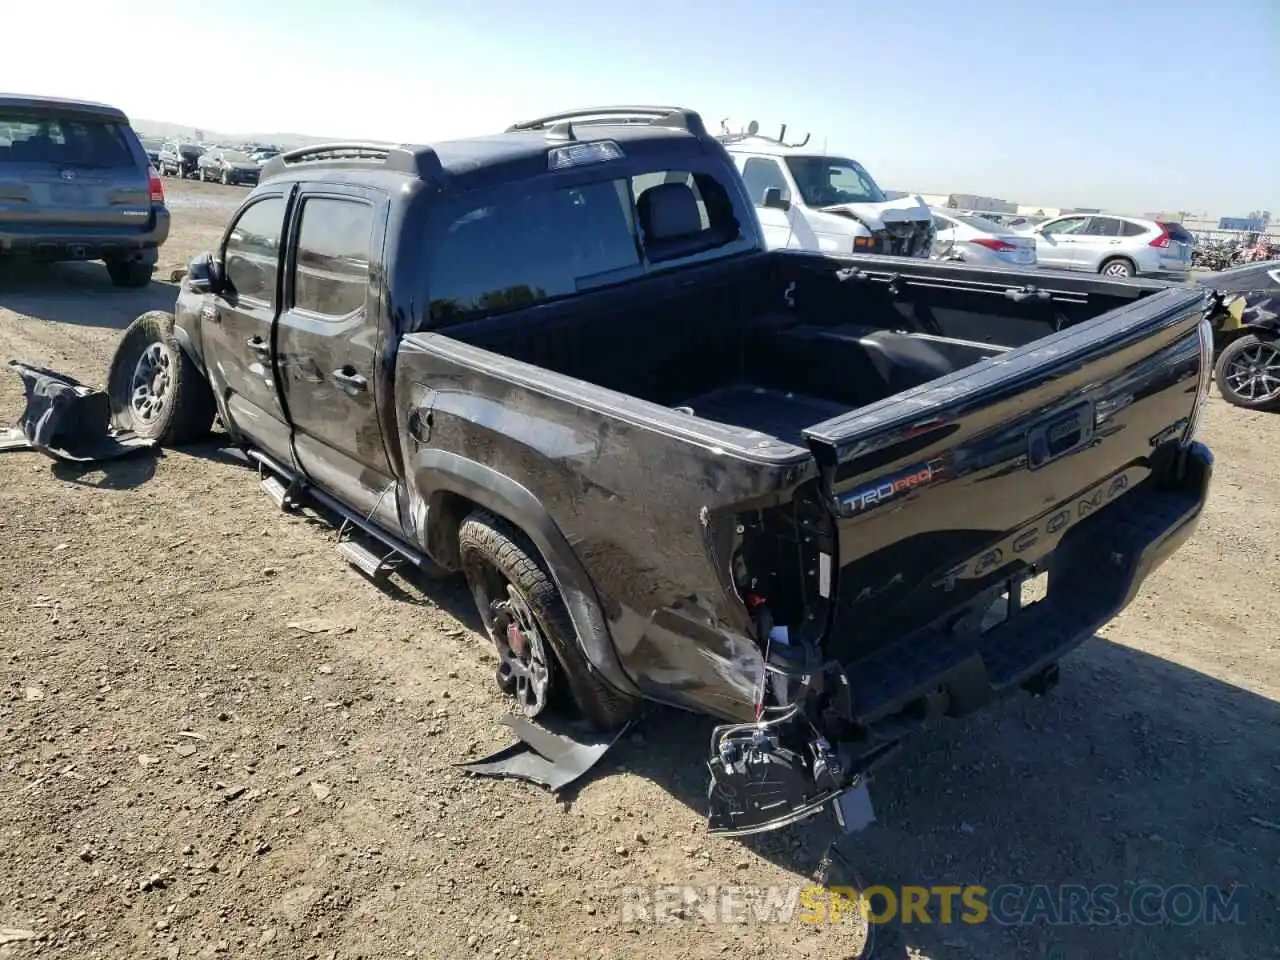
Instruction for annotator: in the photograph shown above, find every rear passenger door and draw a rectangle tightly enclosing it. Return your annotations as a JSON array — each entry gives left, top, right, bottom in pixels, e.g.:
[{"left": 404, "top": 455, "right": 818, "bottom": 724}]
[
  {"left": 1069, "top": 216, "right": 1125, "bottom": 271},
  {"left": 275, "top": 187, "right": 400, "bottom": 533}
]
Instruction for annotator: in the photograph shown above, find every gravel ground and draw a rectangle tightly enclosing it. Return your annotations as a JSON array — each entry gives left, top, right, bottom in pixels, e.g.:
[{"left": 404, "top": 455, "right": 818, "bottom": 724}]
[{"left": 0, "top": 177, "right": 1277, "bottom": 960}]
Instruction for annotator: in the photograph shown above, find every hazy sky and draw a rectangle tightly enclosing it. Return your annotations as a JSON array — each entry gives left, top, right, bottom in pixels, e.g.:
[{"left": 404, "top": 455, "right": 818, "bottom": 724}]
[{"left": 5, "top": 0, "right": 1276, "bottom": 214}]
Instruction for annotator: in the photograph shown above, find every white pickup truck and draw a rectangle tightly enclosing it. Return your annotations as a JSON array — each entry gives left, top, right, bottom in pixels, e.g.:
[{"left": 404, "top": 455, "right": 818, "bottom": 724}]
[{"left": 717, "top": 121, "right": 934, "bottom": 258}]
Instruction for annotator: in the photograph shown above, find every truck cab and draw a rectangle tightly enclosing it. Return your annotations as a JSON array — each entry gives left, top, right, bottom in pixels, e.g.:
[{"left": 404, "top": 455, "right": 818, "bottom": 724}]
[{"left": 718, "top": 121, "right": 934, "bottom": 258}]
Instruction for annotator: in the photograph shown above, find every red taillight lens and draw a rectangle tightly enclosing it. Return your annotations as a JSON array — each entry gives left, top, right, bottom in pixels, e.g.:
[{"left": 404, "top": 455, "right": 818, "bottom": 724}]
[
  {"left": 972, "top": 237, "right": 1016, "bottom": 252},
  {"left": 148, "top": 168, "right": 164, "bottom": 205},
  {"left": 1149, "top": 227, "right": 1170, "bottom": 248}
]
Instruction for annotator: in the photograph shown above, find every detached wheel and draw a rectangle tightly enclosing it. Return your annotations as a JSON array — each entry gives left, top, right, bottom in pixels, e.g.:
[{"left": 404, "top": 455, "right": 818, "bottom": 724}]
[
  {"left": 1214, "top": 334, "right": 1280, "bottom": 411},
  {"left": 458, "top": 510, "right": 633, "bottom": 730},
  {"left": 106, "top": 311, "right": 217, "bottom": 443},
  {"left": 1100, "top": 257, "right": 1136, "bottom": 278},
  {"left": 105, "top": 259, "right": 153, "bottom": 288}
]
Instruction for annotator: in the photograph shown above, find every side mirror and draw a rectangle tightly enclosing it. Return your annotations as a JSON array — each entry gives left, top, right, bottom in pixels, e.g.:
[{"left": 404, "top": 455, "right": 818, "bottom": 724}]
[
  {"left": 762, "top": 187, "right": 791, "bottom": 212},
  {"left": 186, "top": 251, "right": 222, "bottom": 295}
]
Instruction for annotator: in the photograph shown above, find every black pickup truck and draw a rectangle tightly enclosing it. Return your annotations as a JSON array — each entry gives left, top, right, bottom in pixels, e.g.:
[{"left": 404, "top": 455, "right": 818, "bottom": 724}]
[{"left": 107, "top": 106, "right": 1215, "bottom": 836}]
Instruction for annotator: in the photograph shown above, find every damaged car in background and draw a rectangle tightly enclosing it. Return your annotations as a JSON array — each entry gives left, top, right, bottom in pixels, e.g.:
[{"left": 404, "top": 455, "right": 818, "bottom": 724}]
[
  {"left": 1198, "top": 259, "right": 1280, "bottom": 411},
  {"left": 718, "top": 119, "right": 935, "bottom": 258},
  {"left": 15, "top": 106, "right": 1218, "bottom": 839}
]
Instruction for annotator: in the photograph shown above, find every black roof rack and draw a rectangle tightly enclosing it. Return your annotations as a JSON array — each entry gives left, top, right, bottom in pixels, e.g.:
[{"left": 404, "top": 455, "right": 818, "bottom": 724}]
[
  {"left": 260, "top": 141, "right": 443, "bottom": 181},
  {"left": 506, "top": 106, "right": 708, "bottom": 141}
]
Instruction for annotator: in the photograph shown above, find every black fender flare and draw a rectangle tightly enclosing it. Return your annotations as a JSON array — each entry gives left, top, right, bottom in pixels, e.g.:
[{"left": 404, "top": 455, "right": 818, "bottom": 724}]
[{"left": 411, "top": 448, "right": 641, "bottom": 700}]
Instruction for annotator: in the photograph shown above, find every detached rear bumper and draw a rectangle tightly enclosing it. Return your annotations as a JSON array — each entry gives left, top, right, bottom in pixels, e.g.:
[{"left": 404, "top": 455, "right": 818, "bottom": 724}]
[{"left": 706, "top": 441, "right": 1212, "bottom": 836}]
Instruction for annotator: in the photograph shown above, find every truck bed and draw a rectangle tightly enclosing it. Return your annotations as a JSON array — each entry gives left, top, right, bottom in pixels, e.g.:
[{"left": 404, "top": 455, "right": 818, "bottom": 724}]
[{"left": 442, "top": 253, "right": 1161, "bottom": 447}]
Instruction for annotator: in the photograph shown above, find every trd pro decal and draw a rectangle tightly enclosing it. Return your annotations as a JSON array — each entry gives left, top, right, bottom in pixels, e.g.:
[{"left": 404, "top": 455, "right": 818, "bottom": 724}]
[{"left": 837, "top": 458, "right": 947, "bottom": 517}]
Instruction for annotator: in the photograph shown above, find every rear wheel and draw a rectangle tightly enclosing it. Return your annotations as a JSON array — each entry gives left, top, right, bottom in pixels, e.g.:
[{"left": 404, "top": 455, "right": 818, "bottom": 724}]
[
  {"left": 105, "top": 259, "right": 153, "bottom": 288},
  {"left": 1214, "top": 333, "right": 1280, "bottom": 411},
  {"left": 458, "top": 510, "right": 634, "bottom": 730},
  {"left": 106, "top": 311, "right": 217, "bottom": 443},
  {"left": 1099, "top": 257, "right": 1136, "bottom": 278}
]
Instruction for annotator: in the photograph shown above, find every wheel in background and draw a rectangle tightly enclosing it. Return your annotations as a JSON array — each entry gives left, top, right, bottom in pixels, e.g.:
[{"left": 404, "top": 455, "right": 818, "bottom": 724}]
[{"left": 1214, "top": 334, "right": 1280, "bottom": 411}]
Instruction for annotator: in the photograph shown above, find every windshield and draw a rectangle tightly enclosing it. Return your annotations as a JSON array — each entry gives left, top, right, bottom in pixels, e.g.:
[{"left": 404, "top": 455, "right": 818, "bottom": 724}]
[{"left": 784, "top": 156, "right": 887, "bottom": 207}]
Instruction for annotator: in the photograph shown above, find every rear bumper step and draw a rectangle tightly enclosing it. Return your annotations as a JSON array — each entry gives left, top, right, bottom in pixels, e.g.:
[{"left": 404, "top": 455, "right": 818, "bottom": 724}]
[
  {"left": 846, "top": 442, "right": 1211, "bottom": 725},
  {"left": 707, "top": 441, "right": 1212, "bottom": 836}
]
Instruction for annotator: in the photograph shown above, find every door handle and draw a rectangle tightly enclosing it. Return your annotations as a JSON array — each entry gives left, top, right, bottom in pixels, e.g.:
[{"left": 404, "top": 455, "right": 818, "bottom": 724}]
[
  {"left": 245, "top": 336, "right": 270, "bottom": 354},
  {"left": 331, "top": 367, "right": 368, "bottom": 392}
]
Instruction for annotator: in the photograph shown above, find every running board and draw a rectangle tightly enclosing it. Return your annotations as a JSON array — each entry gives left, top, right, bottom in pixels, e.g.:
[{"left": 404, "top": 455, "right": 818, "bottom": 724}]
[
  {"left": 260, "top": 474, "right": 304, "bottom": 512},
  {"left": 242, "top": 446, "right": 436, "bottom": 577},
  {"left": 337, "top": 539, "right": 395, "bottom": 580}
]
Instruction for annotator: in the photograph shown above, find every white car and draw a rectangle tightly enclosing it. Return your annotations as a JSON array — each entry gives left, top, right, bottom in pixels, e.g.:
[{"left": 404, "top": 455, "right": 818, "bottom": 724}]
[
  {"left": 718, "top": 123, "right": 934, "bottom": 258},
  {"left": 930, "top": 209, "right": 1038, "bottom": 267},
  {"left": 1020, "top": 214, "right": 1194, "bottom": 279}
]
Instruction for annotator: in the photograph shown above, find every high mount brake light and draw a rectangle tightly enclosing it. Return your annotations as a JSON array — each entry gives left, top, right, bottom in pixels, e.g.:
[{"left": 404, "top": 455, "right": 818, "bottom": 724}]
[{"left": 547, "top": 141, "right": 624, "bottom": 170}]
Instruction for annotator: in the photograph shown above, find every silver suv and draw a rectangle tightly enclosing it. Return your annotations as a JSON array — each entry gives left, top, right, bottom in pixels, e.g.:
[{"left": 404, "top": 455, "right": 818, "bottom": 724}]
[
  {"left": 0, "top": 93, "right": 169, "bottom": 287},
  {"left": 1022, "top": 214, "right": 1193, "bottom": 279}
]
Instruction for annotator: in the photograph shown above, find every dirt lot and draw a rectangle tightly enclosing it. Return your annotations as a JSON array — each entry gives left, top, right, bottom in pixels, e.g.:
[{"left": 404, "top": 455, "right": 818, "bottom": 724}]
[{"left": 1, "top": 177, "right": 1277, "bottom": 960}]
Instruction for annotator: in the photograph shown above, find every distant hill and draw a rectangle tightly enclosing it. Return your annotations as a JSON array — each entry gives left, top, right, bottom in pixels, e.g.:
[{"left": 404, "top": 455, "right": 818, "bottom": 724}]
[{"left": 131, "top": 118, "right": 359, "bottom": 150}]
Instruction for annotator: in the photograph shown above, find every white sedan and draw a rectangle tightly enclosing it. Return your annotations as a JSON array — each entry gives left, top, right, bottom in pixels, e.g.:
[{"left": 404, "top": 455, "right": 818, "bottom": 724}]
[{"left": 931, "top": 209, "right": 1038, "bottom": 267}]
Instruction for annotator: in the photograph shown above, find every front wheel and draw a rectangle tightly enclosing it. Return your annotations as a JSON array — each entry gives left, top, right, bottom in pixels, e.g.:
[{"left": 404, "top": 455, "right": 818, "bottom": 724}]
[
  {"left": 458, "top": 511, "right": 634, "bottom": 730},
  {"left": 1214, "top": 333, "right": 1280, "bottom": 411},
  {"left": 106, "top": 311, "right": 217, "bottom": 443}
]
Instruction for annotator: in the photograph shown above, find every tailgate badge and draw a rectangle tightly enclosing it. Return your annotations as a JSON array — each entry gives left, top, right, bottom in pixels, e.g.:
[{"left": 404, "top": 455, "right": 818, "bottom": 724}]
[
  {"left": 836, "top": 457, "right": 947, "bottom": 518},
  {"left": 60, "top": 169, "right": 76, "bottom": 181}
]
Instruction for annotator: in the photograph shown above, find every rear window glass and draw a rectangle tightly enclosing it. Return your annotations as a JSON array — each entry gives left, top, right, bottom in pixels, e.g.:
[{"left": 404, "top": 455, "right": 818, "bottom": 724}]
[
  {"left": 954, "top": 213, "right": 1007, "bottom": 232},
  {"left": 0, "top": 112, "right": 136, "bottom": 167},
  {"left": 1160, "top": 222, "right": 1193, "bottom": 242},
  {"left": 428, "top": 169, "right": 743, "bottom": 325}
]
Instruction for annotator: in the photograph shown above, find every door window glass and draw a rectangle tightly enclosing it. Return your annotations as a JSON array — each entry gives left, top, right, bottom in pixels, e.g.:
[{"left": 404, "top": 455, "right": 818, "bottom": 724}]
[
  {"left": 223, "top": 196, "right": 286, "bottom": 305},
  {"left": 741, "top": 157, "right": 790, "bottom": 207},
  {"left": 292, "top": 197, "right": 373, "bottom": 318}
]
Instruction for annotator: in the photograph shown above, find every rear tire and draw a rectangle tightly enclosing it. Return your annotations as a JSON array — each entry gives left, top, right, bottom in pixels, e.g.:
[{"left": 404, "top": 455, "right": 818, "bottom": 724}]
[
  {"left": 1214, "top": 333, "right": 1280, "bottom": 411},
  {"left": 458, "top": 510, "right": 634, "bottom": 731},
  {"left": 106, "top": 311, "right": 217, "bottom": 444},
  {"left": 1099, "top": 257, "right": 1136, "bottom": 278},
  {"left": 105, "top": 259, "right": 153, "bottom": 288}
]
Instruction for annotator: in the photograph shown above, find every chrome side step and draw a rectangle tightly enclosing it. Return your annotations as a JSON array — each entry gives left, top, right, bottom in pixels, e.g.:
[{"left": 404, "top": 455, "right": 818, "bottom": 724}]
[{"left": 243, "top": 446, "right": 433, "bottom": 582}]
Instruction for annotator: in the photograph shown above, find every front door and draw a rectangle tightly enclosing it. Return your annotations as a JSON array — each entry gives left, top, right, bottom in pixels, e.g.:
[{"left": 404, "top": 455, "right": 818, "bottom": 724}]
[
  {"left": 201, "top": 191, "right": 293, "bottom": 461},
  {"left": 738, "top": 155, "right": 801, "bottom": 249},
  {"left": 1034, "top": 215, "right": 1091, "bottom": 271},
  {"left": 274, "top": 188, "right": 400, "bottom": 533}
]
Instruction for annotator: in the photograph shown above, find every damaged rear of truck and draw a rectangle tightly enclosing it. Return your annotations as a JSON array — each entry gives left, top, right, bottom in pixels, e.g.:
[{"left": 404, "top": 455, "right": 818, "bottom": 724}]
[{"left": 398, "top": 249, "right": 1214, "bottom": 837}]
